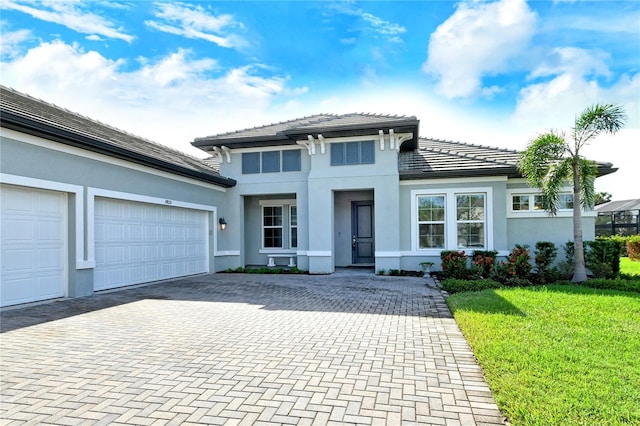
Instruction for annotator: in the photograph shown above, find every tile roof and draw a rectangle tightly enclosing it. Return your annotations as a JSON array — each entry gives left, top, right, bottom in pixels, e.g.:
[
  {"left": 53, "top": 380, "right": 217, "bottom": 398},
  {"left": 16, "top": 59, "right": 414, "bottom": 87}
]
[
  {"left": 0, "top": 85, "right": 235, "bottom": 187},
  {"left": 399, "top": 138, "right": 616, "bottom": 180},
  {"left": 193, "top": 113, "right": 419, "bottom": 149},
  {"left": 399, "top": 138, "right": 522, "bottom": 178}
]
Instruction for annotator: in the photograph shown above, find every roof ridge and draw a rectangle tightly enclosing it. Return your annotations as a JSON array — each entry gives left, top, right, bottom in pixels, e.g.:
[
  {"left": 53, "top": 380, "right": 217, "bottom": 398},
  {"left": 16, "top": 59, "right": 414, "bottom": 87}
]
[
  {"left": 1, "top": 85, "right": 209, "bottom": 165},
  {"left": 196, "top": 113, "right": 333, "bottom": 140},
  {"left": 419, "top": 136, "right": 521, "bottom": 154}
]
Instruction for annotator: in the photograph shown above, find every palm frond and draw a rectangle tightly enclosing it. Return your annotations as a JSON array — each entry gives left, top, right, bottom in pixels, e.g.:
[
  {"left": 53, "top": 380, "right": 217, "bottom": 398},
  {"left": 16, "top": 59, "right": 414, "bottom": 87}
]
[
  {"left": 542, "top": 158, "right": 573, "bottom": 215},
  {"left": 579, "top": 158, "right": 597, "bottom": 209},
  {"left": 573, "top": 104, "right": 627, "bottom": 150},
  {"left": 518, "top": 132, "right": 567, "bottom": 187}
]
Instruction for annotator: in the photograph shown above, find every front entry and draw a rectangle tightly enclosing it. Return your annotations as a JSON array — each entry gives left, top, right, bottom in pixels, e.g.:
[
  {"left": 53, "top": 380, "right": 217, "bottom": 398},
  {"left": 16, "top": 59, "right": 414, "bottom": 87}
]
[{"left": 351, "top": 201, "right": 374, "bottom": 264}]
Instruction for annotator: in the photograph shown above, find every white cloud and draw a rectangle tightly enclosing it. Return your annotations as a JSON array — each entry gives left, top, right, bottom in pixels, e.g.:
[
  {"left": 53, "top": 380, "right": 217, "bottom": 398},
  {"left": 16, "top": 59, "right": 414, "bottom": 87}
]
[
  {"left": 0, "top": 27, "right": 31, "bottom": 59},
  {"left": 423, "top": 0, "right": 537, "bottom": 98},
  {"left": 145, "top": 2, "right": 247, "bottom": 49},
  {"left": 0, "top": 41, "right": 291, "bottom": 157},
  {"left": 329, "top": 2, "right": 406, "bottom": 42},
  {"left": 513, "top": 48, "right": 639, "bottom": 130},
  {"left": 1, "top": 0, "right": 133, "bottom": 42},
  {"left": 85, "top": 35, "right": 104, "bottom": 41}
]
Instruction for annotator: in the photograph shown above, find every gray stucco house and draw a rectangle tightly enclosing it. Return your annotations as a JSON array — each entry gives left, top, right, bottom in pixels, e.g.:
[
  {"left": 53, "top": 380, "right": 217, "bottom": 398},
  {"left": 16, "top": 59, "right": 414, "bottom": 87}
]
[{"left": 0, "top": 86, "right": 616, "bottom": 307}]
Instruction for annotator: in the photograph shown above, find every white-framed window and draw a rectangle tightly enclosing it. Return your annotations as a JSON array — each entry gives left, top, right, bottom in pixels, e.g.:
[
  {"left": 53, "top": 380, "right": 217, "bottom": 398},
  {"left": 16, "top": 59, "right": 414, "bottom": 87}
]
[
  {"left": 507, "top": 190, "right": 577, "bottom": 218},
  {"left": 411, "top": 188, "right": 493, "bottom": 253},
  {"left": 417, "top": 195, "right": 445, "bottom": 249},
  {"left": 456, "top": 194, "right": 486, "bottom": 249},
  {"left": 259, "top": 199, "right": 297, "bottom": 251},
  {"left": 262, "top": 206, "right": 283, "bottom": 248},
  {"left": 330, "top": 141, "right": 375, "bottom": 166},
  {"left": 290, "top": 205, "right": 298, "bottom": 248}
]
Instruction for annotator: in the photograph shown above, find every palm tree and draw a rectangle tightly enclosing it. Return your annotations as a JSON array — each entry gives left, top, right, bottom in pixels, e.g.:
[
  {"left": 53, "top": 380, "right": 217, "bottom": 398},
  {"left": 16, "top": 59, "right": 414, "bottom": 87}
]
[{"left": 518, "top": 104, "right": 626, "bottom": 282}]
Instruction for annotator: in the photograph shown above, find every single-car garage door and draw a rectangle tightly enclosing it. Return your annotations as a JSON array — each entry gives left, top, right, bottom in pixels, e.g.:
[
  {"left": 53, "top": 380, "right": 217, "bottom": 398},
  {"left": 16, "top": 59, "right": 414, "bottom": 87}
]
[
  {"left": 1, "top": 184, "right": 67, "bottom": 307},
  {"left": 94, "top": 198, "right": 208, "bottom": 291}
]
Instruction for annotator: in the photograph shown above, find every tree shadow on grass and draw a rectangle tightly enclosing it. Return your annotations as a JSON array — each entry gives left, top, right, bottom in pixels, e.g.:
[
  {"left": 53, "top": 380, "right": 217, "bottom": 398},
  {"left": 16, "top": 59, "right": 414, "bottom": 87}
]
[{"left": 447, "top": 289, "right": 526, "bottom": 316}]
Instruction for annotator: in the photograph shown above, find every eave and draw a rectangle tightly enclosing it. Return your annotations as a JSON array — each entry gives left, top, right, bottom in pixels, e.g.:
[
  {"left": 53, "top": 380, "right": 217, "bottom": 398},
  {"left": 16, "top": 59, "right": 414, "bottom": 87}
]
[{"left": 1, "top": 111, "right": 237, "bottom": 188}]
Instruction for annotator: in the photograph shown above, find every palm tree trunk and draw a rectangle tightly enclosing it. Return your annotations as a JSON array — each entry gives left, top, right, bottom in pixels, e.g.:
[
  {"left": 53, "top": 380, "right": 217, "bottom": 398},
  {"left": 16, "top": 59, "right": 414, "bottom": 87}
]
[{"left": 572, "top": 160, "right": 588, "bottom": 282}]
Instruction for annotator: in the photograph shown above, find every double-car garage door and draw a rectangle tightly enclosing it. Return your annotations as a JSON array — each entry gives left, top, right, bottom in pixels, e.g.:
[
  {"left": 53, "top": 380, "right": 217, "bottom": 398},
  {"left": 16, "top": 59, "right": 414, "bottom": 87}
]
[
  {"left": 1, "top": 185, "right": 209, "bottom": 307},
  {"left": 94, "top": 198, "right": 208, "bottom": 291}
]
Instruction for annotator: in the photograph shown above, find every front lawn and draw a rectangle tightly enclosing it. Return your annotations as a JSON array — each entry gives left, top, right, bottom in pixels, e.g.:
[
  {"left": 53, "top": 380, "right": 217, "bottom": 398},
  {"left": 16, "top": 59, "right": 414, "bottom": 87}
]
[
  {"left": 621, "top": 257, "right": 640, "bottom": 276},
  {"left": 447, "top": 285, "right": 640, "bottom": 425}
]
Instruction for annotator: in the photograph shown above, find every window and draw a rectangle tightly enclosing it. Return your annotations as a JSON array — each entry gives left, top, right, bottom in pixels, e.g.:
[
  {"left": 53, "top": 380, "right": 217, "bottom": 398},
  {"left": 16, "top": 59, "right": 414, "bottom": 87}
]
[
  {"left": 263, "top": 206, "right": 283, "bottom": 248},
  {"left": 242, "top": 150, "right": 301, "bottom": 174},
  {"left": 261, "top": 151, "right": 280, "bottom": 173},
  {"left": 413, "top": 188, "right": 492, "bottom": 252},
  {"left": 510, "top": 193, "right": 574, "bottom": 212},
  {"left": 331, "top": 141, "right": 375, "bottom": 166},
  {"left": 290, "top": 206, "right": 298, "bottom": 248},
  {"left": 242, "top": 152, "right": 260, "bottom": 174},
  {"left": 282, "top": 150, "right": 301, "bottom": 172},
  {"left": 417, "top": 195, "right": 445, "bottom": 249},
  {"left": 456, "top": 194, "right": 485, "bottom": 249},
  {"left": 512, "top": 195, "right": 529, "bottom": 211}
]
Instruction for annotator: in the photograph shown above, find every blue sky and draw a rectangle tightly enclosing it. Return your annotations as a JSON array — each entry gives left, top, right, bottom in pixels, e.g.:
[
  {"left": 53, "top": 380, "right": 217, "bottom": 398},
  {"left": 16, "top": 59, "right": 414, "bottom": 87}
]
[{"left": 1, "top": 0, "right": 638, "bottom": 199}]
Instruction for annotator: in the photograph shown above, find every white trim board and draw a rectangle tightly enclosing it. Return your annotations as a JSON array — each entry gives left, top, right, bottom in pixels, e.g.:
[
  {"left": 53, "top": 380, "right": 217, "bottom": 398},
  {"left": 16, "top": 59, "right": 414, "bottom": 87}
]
[{"left": 0, "top": 173, "right": 91, "bottom": 269}]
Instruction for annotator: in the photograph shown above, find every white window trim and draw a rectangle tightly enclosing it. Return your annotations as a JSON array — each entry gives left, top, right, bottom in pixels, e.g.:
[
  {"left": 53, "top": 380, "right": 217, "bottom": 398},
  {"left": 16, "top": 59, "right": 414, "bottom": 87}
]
[
  {"left": 416, "top": 194, "right": 446, "bottom": 250},
  {"left": 410, "top": 187, "right": 494, "bottom": 255},
  {"left": 455, "top": 193, "right": 487, "bottom": 250},
  {"left": 290, "top": 205, "right": 298, "bottom": 249},
  {"left": 506, "top": 189, "right": 595, "bottom": 218},
  {"left": 261, "top": 204, "right": 284, "bottom": 250}
]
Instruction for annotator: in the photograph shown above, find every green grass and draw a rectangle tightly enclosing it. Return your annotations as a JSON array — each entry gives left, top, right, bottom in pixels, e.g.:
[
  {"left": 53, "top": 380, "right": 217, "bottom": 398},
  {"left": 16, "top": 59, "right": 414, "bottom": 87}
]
[
  {"left": 447, "top": 285, "right": 640, "bottom": 425},
  {"left": 621, "top": 257, "right": 640, "bottom": 276}
]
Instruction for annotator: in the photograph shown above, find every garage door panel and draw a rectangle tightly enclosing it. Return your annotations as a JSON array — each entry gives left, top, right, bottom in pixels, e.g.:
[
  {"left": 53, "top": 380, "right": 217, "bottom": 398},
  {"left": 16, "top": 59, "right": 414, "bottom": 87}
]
[
  {"left": 1, "top": 185, "right": 66, "bottom": 307},
  {"left": 94, "top": 198, "right": 208, "bottom": 291}
]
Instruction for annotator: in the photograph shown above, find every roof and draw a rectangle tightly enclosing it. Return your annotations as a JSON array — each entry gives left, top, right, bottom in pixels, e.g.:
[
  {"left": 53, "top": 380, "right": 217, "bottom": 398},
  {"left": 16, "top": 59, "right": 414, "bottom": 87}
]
[
  {"left": 595, "top": 199, "right": 640, "bottom": 213},
  {"left": 192, "top": 113, "right": 420, "bottom": 150},
  {"left": 399, "top": 138, "right": 618, "bottom": 180},
  {"left": 0, "top": 86, "right": 236, "bottom": 187}
]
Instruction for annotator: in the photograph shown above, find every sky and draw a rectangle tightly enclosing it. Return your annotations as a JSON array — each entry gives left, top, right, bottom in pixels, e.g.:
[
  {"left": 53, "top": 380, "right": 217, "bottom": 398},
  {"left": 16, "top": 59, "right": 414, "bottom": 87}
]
[{"left": 1, "top": 0, "right": 638, "bottom": 200}]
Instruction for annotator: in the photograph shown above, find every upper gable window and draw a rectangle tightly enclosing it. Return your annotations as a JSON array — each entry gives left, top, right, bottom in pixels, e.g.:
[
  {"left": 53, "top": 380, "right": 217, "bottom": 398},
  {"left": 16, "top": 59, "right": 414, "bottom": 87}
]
[
  {"left": 242, "top": 150, "right": 301, "bottom": 174},
  {"left": 331, "top": 141, "right": 375, "bottom": 166}
]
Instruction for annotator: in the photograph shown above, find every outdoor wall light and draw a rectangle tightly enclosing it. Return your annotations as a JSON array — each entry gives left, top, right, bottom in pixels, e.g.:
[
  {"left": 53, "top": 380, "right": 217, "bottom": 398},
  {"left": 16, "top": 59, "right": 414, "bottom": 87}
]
[{"left": 219, "top": 217, "right": 227, "bottom": 230}]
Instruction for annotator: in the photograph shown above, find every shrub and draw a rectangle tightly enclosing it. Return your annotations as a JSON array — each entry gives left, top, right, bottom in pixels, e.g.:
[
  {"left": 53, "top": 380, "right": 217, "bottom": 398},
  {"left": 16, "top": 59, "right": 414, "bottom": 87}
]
[
  {"left": 389, "top": 269, "right": 400, "bottom": 276},
  {"left": 441, "top": 278, "right": 502, "bottom": 294},
  {"left": 493, "top": 245, "right": 532, "bottom": 285},
  {"left": 586, "top": 239, "right": 623, "bottom": 278},
  {"left": 534, "top": 241, "right": 558, "bottom": 283},
  {"left": 627, "top": 235, "right": 640, "bottom": 261},
  {"left": 440, "top": 250, "right": 470, "bottom": 279},
  {"left": 472, "top": 250, "right": 498, "bottom": 278},
  {"left": 582, "top": 277, "right": 640, "bottom": 293}
]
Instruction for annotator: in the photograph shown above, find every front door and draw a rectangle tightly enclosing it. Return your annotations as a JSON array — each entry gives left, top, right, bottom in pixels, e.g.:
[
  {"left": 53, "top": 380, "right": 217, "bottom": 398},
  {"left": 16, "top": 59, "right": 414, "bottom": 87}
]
[{"left": 351, "top": 201, "right": 374, "bottom": 264}]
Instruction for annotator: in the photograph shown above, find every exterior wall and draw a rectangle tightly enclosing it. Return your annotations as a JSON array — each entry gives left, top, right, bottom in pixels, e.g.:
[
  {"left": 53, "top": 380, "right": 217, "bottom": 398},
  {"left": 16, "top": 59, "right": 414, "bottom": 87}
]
[
  {"left": 1, "top": 130, "right": 228, "bottom": 300},
  {"left": 220, "top": 146, "right": 309, "bottom": 269},
  {"left": 506, "top": 179, "right": 597, "bottom": 256},
  {"left": 398, "top": 177, "right": 509, "bottom": 272},
  {"left": 306, "top": 135, "right": 402, "bottom": 273}
]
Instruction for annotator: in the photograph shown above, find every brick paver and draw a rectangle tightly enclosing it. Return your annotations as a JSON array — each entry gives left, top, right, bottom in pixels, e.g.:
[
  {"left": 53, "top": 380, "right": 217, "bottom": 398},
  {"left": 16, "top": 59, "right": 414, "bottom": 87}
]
[{"left": 1, "top": 273, "right": 506, "bottom": 425}]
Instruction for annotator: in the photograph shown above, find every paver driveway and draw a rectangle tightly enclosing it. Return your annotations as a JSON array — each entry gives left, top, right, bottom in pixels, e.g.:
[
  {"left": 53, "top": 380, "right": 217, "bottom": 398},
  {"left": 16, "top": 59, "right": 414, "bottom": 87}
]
[{"left": 1, "top": 273, "right": 505, "bottom": 425}]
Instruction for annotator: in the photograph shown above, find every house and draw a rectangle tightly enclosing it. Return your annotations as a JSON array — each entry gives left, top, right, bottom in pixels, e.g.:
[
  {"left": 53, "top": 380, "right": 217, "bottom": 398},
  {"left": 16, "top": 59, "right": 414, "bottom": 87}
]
[
  {"left": 0, "top": 86, "right": 616, "bottom": 307},
  {"left": 595, "top": 199, "right": 640, "bottom": 236}
]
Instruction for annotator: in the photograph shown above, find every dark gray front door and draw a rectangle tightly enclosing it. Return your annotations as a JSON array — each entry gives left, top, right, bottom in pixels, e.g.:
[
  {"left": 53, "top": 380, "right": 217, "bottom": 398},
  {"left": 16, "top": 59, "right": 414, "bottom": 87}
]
[{"left": 351, "top": 201, "right": 374, "bottom": 264}]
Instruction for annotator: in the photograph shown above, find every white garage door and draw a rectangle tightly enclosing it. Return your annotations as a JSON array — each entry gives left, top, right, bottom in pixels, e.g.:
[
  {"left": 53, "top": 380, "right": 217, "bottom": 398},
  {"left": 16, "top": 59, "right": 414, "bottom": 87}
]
[
  {"left": 1, "top": 184, "right": 67, "bottom": 307},
  {"left": 94, "top": 198, "right": 208, "bottom": 291}
]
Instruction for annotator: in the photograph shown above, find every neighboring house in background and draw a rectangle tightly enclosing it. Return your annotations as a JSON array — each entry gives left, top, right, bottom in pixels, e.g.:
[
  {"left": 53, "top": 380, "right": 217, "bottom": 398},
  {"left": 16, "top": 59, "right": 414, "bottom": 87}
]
[
  {"left": 595, "top": 199, "right": 640, "bottom": 236},
  {"left": 0, "top": 86, "right": 617, "bottom": 307}
]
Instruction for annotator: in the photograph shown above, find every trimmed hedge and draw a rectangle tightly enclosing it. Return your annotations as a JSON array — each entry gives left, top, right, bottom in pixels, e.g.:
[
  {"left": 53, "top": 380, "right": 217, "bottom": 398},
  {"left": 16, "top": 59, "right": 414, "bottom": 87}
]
[
  {"left": 441, "top": 278, "right": 503, "bottom": 294},
  {"left": 582, "top": 277, "right": 640, "bottom": 294}
]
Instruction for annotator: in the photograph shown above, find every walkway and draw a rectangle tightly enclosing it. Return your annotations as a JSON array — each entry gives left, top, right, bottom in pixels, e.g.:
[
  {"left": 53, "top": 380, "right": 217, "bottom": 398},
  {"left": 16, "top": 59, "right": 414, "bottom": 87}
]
[{"left": 0, "top": 273, "right": 505, "bottom": 425}]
